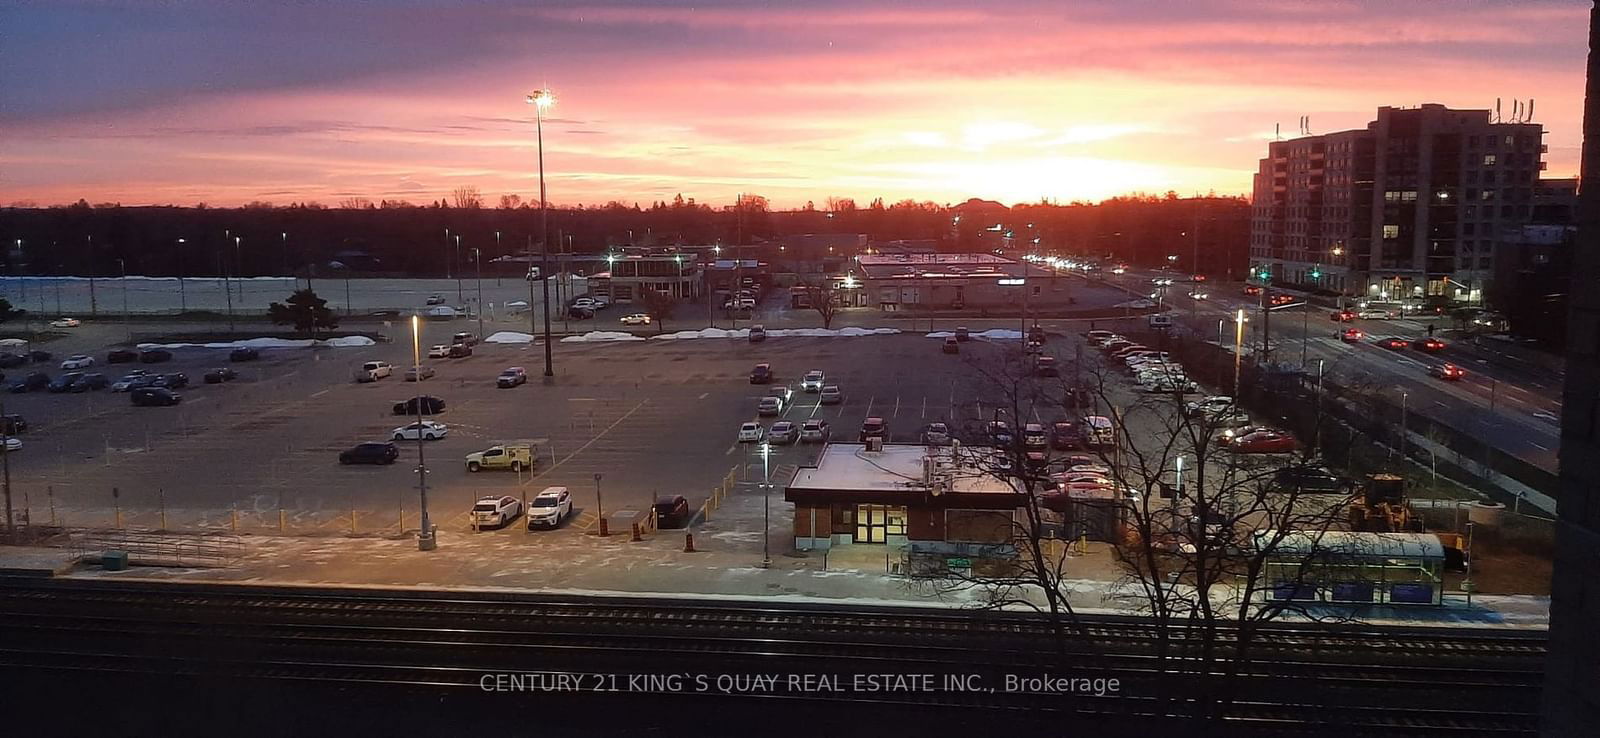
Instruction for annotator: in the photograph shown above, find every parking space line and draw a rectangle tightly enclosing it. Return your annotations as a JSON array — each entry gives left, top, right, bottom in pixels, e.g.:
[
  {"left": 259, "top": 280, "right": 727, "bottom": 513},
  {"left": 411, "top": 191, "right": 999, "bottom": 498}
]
[
  {"left": 698, "top": 392, "right": 709, "bottom": 400},
  {"left": 310, "top": 389, "right": 329, "bottom": 398},
  {"left": 864, "top": 396, "right": 875, "bottom": 417},
  {"left": 921, "top": 397, "right": 927, "bottom": 419},
  {"left": 535, "top": 398, "right": 650, "bottom": 477},
  {"left": 893, "top": 396, "right": 900, "bottom": 418}
]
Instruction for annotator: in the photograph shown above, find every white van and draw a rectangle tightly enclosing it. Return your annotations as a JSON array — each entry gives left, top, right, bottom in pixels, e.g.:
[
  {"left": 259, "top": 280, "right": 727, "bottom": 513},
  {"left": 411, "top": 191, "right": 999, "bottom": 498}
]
[{"left": 1083, "top": 415, "right": 1115, "bottom": 447}]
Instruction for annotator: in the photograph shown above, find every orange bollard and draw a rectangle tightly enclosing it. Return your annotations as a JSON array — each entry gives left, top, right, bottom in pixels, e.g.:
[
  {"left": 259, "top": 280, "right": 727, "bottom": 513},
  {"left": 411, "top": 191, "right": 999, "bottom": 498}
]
[{"left": 683, "top": 532, "right": 696, "bottom": 553}]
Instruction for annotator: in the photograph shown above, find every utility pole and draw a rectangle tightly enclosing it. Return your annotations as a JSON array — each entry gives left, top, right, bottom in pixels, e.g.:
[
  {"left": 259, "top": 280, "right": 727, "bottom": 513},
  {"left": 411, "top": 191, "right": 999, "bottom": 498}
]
[
  {"left": 86, "top": 235, "right": 98, "bottom": 318},
  {"left": 594, "top": 473, "right": 607, "bottom": 537},
  {"left": 411, "top": 315, "right": 436, "bottom": 551},
  {"left": 454, "top": 234, "right": 464, "bottom": 303},
  {"left": 473, "top": 247, "right": 484, "bottom": 340}
]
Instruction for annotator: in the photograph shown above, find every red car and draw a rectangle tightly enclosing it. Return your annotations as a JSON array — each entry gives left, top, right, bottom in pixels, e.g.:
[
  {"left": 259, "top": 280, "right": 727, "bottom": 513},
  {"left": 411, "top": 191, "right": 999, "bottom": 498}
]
[
  {"left": 1378, "top": 337, "right": 1409, "bottom": 350},
  {"left": 1429, "top": 363, "right": 1466, "bottom": 381},
  {"left": 1340, "top": 328, "right": 1364, "bottom": 343},
  {"left": 1414, "top": 338, "right": 1446, "bottom": 352},
  {"left": 1228, "top": 429, "right": 1298, "bottom": 454},
  {"left": 1269, "top": 293, "right": 1296, "bottom": 306},
  {"left": 1243, "top": 285, "right": 1263, "bottom": 296},
  {"left": 1330, "top": 310, "right": 1356, "bottom": 322},
  {"left": 1051, "top": 421, "right": 1082, "bottom": 450}
]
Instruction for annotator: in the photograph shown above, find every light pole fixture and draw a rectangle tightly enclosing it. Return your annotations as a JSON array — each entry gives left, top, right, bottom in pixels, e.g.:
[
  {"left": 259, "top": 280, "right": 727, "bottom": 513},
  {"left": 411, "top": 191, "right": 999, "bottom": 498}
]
[
  {"left": 527, "top": 88, "right": 556, "bottom": 378},
  {"left": 1233, "top": 308, "right": 1247, "bottom": 398},
  {"left": 472, "top": 247, "right": 484, "bottom": 340},
  {"left": 412, "top": 314, "right": 437, "bottom": 551}
]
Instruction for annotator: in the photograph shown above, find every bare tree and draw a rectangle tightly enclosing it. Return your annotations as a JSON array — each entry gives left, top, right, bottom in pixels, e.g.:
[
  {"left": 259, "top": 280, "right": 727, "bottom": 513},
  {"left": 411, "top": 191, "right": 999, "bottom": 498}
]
[
  {"left": 339, "top": 197, "right": 372, "bottom": 210},
  {"left": 451, "top": 186, "right": 483, "bottom": 209},
  {"left": 800, "top": 278, "right": 842, "bottom": 329},
  {"left": 498, "top": 194, "right": 522, "bottom": 210},
  {"left": 639, "top": 288, "right": 678, "bottom": 333}
]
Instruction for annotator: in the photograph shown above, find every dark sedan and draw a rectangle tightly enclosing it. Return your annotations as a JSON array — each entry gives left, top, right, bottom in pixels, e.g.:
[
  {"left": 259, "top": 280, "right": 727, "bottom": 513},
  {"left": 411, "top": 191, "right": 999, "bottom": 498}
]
[
  {"left": 70, "top": 373, "right": 109, "bottom": 392},
  {"left": 106, "top": 349, "right": 139, "bottom": 364},
  {"left": 229, "top": 347, "right": 260, "bottom": 362},
  {"left": 339, "top": 441, "right": 400, "bottom": 465},
  {"left": 138, "top": 348, "right": 173, "bottom": 364},
  {"left": 653, "top": 495, "right": 691, "bottom": 529},
  {"left": 48, "top": 372, "right": 84, "bottom": 393},
  {"left": 203, "top": 368, "right": 238, "bottom": 384}
]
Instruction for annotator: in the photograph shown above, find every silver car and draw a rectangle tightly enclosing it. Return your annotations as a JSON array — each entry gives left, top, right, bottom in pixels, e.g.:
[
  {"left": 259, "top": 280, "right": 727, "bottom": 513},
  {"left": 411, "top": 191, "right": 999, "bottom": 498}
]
[{"left": 768, "top": 420, "right": 799, "bottom": 444}]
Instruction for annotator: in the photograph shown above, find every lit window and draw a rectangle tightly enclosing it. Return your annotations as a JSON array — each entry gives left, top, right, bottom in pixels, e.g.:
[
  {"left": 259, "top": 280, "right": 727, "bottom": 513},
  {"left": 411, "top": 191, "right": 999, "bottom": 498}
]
[
  {"left": 1383, "top": 225, "right": 1400, "bottom": 239},
  {"left": 1483, "top": 154, "right": 1496, "bottom": 166}
]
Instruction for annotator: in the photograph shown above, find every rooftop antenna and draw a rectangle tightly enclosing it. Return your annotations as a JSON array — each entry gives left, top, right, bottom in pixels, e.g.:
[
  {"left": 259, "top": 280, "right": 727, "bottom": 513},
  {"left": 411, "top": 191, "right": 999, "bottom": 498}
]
[
  {"left": 1305, "top": 115, "right": 1312, "bottom": 135},
  {"left": 1527, "top": 98, "right": 1535, "bottom": 122},
  {"left": 1274, "top": 122, "right": 1281, "bottom": 141},
  {"left": 1496, "top": 97, "right": 1502, "bottom": 123}
]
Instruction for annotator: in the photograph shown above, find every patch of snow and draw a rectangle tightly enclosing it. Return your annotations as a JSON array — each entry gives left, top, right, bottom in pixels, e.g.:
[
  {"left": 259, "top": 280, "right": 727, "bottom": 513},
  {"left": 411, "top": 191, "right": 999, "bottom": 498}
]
[
  {"left": 650, "top": 327, "right": 900, "bottom": 340},
  {"left": 136, "top": 336, "right": 376, "bottom": 350},
  {"left": 1115, "top": 299, "right": 1157, "bottom": 309},
  {"left": 560, "top": 331, "right": 646, "bottom": 343},
  {"left": 484, "top": 331, "right": 536, "bottom": 344},
  {"left": 928, "top": 329, "right": 1021, "bottom": 339}
]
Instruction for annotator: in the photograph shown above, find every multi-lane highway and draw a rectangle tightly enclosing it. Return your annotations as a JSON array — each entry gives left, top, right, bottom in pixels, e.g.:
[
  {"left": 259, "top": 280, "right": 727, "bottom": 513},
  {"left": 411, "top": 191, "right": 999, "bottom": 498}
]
[{"left": 1104, "top": 268, "right": 1562, "bottom": 476}]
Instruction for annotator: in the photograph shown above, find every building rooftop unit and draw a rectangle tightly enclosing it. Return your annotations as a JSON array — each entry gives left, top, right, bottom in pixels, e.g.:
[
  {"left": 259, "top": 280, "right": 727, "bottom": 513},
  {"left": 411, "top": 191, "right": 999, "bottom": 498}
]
[
  {"left": 855, "top": 253, "right": 1046, "bottom": 281},
  {"left": 787, "top": 442, "right": 1016, "bottom": 499}
]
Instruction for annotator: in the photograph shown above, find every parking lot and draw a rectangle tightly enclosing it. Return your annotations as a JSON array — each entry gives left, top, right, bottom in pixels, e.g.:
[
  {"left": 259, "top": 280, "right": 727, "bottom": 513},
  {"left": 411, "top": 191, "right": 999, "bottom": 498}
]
[{"left": 2, "top": 314, "right": 1098, "bottom": 537}]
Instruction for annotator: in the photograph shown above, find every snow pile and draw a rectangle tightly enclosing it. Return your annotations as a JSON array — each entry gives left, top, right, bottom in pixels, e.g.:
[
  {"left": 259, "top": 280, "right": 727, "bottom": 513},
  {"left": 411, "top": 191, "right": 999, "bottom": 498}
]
[
  {"left": 136, "top": 336, "right": 377, "bottom": 350},
  {"left": 651, "top": 326, "right": 900, "bottom": 340},
  {"left": 1115, "top": 298, "right": 1157, "bottom": 309},
  {"left": 560, "top": 331, "right": 646, "bottom": 343},
  {"left": 484, "top": 331, "right": 536, "bottom": 344},
  {"left": 927, "top": 329, "right": 1022, "bottom": 339}
]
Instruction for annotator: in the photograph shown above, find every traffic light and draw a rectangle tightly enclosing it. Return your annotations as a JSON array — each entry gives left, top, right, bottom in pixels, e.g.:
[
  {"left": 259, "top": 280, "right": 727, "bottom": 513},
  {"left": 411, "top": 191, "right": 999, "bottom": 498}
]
[{"left": 1309, "top": 267, "right": 1322, "bottom": 280}]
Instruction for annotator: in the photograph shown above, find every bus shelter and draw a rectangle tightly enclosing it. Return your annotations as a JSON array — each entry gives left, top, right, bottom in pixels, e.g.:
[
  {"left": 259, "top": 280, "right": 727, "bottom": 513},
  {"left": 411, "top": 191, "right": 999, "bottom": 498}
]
[{"left": 1256, "top": 530, "right": 1446, "bottom": 606}]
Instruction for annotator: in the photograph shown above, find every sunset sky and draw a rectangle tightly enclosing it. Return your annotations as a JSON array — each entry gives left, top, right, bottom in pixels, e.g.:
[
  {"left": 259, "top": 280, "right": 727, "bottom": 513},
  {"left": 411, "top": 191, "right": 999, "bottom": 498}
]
[{"left": 0, "top": 0, "right": 1587, "bottom": 209}]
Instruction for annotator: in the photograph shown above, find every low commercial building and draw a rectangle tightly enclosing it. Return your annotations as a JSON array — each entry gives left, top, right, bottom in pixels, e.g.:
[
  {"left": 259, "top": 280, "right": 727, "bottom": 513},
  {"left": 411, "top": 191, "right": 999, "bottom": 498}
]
[
  {"left": 585, "top": 253, "right": 703, "bottom": 302},
  {"left": 855, "top": 253, "right": 1069, "bottom": 311},
  {"left": 786, "top": 442, "right": 1026, "bottom": 575}
]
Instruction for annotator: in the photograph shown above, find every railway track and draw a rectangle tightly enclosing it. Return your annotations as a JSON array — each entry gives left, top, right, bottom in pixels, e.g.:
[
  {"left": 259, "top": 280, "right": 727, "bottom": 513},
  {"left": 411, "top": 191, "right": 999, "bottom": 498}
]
[{"left": 0, "top": 577, "right": 1545, "bottom": 736}]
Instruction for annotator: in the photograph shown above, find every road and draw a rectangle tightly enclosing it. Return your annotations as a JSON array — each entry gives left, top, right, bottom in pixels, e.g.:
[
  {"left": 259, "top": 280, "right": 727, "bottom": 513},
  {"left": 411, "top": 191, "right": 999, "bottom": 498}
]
[{"left": 1105, "top": 268, "right": 1561, "bottom": 475}]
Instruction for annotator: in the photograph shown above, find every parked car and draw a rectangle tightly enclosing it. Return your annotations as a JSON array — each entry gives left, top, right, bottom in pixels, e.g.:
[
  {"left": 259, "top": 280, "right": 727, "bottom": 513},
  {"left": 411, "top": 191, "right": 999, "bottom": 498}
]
[
  {"left": 392, "top": 420, "right": 449, "bottom": 441},
  {"left": 619, "top": 313, "right": 652, "bottom": 326},
  {"left": 497, "top": 367, "right": 528, "bottom": 388},
  {"left": 1084, "top": 330, "right": 1115, "bottom": 346},
  {"left": 357, "top": 361, "right": 393, "bottom": 382},
  {"left": 1340, "top": 328, "right": 1365, "bottom": 343},
  {"left": 452, "top": 332, "right": 478, "bottom": 347},
  {"left": 801, "top": 370, "right": 825, "bottom": 392},
  {"left": 18, "top": 372, "right": 50, "bottom": 392},
  {"left": 1357, "top": 309, "right": 1393, "bottom": 320},
  {"left": 1329, "top": 309, "right": 1356, "bottom": 322},
  {"left": 567, "top": 306, "right": 595, "bottom": 320},
  {"left": 749, "top": 363, "right": 773, "bottom": 384},
  {"left": 819, "top": 385, "right": 842, "bottom": 404},
  {"left": 138, "top": 348, "right": 172, "bottom": 364},
  {"left": 203, "top": 367, "right": 238, "bottom": 384},
  {"left": 1022, "top": 423, "right": 1048, "bottom": 449},
  {"left": 766, "top": 385, "right": 793, "bottom": 408},
  {"left": 229, "top": 346, "right": 260, "bottom": 362},
  {"left": 447, "top": 343, "right": 473, "bottom": 358},
  {"left": 768, "top": 420, "right": 798, "bottom": 444},
  {"left": 955, "top": 326, "right": 971, "bottom": 342},
  {"left": 654, "top": 495, "right": 691, "bottom": 529},
  {"left": 339, "top": 441, "right": 399, "bottom": 465},
  {"left": 130, "top": 387, "right": 181, "bottom": 406},
  {"left": 1413, "top": 337, "right": 1447, "bottom": 352},
  {"left": 737, "top": 422, "right": 765, "bottom": 443},
  {"left": 60, "top": 354, "right": 95, "bottom": 370},
  {"left": 1051, "top": 421, "right": 1082, "bottom": 450},
  {"left": 1272, "top": 465, "right": 1353, "bottom": 494},
  {"left": 107, "top": 349, "right": 140, "bottom": 364},
  {"left": 28, "top": 350, "right": 51, "bottom": 363},
  {"left": 757, "top": 397, "right": 783, "bottom": 417},
  {"left": 403, "top": 365, "right": 436, "bottom": 382},
  {"left": 527, "top": 487, "right": 573, "bottom": 529},
  {"left": 749, "top": 325, "right": 767, "bottom": 343},
  {"left": 392, "top": 396, "right": 446, "bottom": 415},
  {"left": 1, "top": 414, "right": 27, "bottom": 434},
  {"left": 427, "top": 344, "right": 451, "bottom": 359},
  {"left": 1082, "top": 416, "right": 1115, "bottom": 447},
  {"left": 70, "top": 373, "right": 109, "bottom": 392},
  {"left": 426, "top": 294, "right": 446, "bottom": 305},
  {"left": 942, "top": 337, "right": 960, "bottom": 354},
  {"left": 1378, "top": 337, "right": 1409, "bottom": 350},
  {"left": 1228, "top": 429, "right": 1298, "bottom": 454},
  {"left": 799, "top": 419, "right": 832, "bottom": 443},
  {"left": 470, "top": 495, "right": 521, "bottom": 528},
  {"left": 1034, "top": 355, "right": 1059, "bottom": 376},
  {"left": 1429, "top": 363, "right": 1466, "bottom": 381},
  {"left": 152, "top": 372, "right": 188, "bottom": 389},
  {"left": 859, "top": 417, "right": 888, "bottom": 442},
  {"left": 49, "top": 317, "right": 81, "bottom": 328},
  {"left": 110, "top": 373, "right": 154, "bottom": 392},
  {"left": 48, "top": 372, "right": 84, "bottom": 393},
  {"left": 987, "top": 420, "right": 1014, "bottom": 445},
  {"left": 922, "top": 422, "right": 951, "bottom": 445}
]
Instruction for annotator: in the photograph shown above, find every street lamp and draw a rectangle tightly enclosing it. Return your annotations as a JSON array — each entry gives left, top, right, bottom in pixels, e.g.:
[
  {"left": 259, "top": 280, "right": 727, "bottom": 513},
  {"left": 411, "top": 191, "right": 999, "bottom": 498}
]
[
  {"left": 472, "top": 247, "right": 485, "bottom": 340},
  {"left": 117, "top": 258, "right": 130, "bottom": 342},
  {"left": 760, "top": 442, "right": 772, "bottom": 568},
  {"left": 1233, "top": 309, "right": 1247, "bottom": 398},
  {"left": 454, "top": 234, "right": 464, "bottom": 303},
  {"left": 175, "top": 238, "right": 187, "bottom": 313},
  {"left": 411, "top": 314, "right": 437, "bottom": 551},
  {"left": 527, "top": 87, "right": 557, "bottom": 378}
]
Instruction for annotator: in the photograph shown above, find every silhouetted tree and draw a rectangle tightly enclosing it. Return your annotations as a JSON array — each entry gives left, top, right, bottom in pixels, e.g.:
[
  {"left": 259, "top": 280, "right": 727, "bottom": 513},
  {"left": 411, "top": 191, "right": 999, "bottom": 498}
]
[
  {"left": 267, "top": 288, "right": 338, "bottom": 338},
  {"left": 0, "top": 298, "right": 25, "bottom": 324},
  {"left": 639, "top": 288, "right": 677, "bottom": 332}
]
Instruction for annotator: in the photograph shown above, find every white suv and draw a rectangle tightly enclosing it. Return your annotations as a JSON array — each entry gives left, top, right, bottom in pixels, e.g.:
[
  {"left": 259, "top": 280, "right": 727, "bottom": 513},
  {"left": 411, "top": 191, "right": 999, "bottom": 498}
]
[
  {"left": 801, "top": 371, "right": 825, "bottom": 392},
  {"left": 526, "top": 487, "right": 572, "bottom": 529},
  {"left": 358, "top": 361, "right": 393, "bottom": 382},
  {"left": 471, "top": 495, "right": 522, "bottom": 528},
  {"left": 60, "top": 354, "right": 95, "bottom": 370}
]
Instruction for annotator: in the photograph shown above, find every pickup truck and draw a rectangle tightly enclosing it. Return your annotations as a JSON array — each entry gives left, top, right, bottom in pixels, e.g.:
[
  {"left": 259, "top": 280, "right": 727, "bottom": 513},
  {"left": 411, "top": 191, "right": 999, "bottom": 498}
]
[{"left": 464, "top": 444, "right": 534, "bottom": 473}]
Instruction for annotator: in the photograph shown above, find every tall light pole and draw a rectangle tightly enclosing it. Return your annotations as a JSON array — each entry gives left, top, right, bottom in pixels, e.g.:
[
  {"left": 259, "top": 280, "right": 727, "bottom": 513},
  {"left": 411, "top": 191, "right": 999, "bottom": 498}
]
[
  {"left": 444, "top": 228, "right": 451, "bottom": 280},
  {"left": 1233, "top": 308, "right": 1247, "bottom": 399},
  {"left": 176, "top": 238, "right": 187, "bottom": 313},
  {"left": 224, "top": 237, "right": 237, "bottom": 333},
  {"left": 454, "top": 234, "right": 464, "bottom": 303},
  {"left": 412, "top": 315, "right": 436, "bottom": 551},
  {"left": 528, "top": 88, "right": 556, "bottom": 378},
  {"left": 761, "top": 442, "right": 772, "bottom": 569},
  {"left": 494, "top": 231, "right": 502, "bottom": 287},
  {"left": 472, "top": 247, "right": 484, "bottom": 340},
  {"left": 86, "top": 234, "right": 98, "bottom": 318},
  {"left": 117, "top": 258, "right": 130, "bottom": 343}
]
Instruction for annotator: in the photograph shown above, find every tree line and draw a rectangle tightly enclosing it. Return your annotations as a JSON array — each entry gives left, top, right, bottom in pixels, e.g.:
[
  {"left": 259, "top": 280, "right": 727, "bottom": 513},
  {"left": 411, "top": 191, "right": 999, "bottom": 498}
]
[{"left": 0, "top": 193, "right": 1249, "bottom": 279}]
